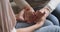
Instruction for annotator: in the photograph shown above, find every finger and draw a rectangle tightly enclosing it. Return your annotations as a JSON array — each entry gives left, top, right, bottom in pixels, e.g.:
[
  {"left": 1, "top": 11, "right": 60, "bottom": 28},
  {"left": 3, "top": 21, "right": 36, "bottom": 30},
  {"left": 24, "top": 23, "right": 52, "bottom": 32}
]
[
  {"left": 33, "top": 11, "right": 45, "bottom": 23},
  {"left": 39, "top": 8, "right": 49, "bottom": 18},
  {"left": 39, "top": 9, "right": 45, "bottom": 13}
]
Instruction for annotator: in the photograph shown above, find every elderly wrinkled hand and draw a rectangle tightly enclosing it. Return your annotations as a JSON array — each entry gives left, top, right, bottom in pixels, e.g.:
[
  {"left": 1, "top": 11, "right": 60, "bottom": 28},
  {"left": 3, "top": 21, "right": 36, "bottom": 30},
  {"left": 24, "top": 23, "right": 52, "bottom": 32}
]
[{"left": 16, "top": 7, "right": 48, "bottom": 23}]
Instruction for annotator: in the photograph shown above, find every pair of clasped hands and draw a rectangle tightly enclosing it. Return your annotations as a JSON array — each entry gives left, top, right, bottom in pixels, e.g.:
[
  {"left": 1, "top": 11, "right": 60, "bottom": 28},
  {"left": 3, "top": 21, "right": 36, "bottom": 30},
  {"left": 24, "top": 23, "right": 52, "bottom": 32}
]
[
  {"left": 16, "top": 7, "right": 49, "bottom": 32},
  {"left": 16, "top": 7, "right": 49, "bottom": 23}
]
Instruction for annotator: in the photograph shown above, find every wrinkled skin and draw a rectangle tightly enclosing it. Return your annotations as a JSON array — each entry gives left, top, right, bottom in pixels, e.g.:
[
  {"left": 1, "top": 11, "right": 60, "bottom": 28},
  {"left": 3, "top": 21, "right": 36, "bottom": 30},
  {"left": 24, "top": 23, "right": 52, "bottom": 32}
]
[
  {"left": 24, "top": 9, "right": 45, "bottom": 23},
  {"left": 16, "top": 7, "right": 49, "bottom": 23}
]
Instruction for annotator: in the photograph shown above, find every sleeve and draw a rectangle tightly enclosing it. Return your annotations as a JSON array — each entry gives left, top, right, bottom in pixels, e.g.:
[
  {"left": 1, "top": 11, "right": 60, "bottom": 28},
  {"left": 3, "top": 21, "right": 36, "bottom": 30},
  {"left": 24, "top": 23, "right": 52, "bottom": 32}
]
[
  {"left": 14, "top": 0, "right": 30, "bottom": 9},
  {"left": 47, "top": 0, "right": 60, "bottom": 13}
]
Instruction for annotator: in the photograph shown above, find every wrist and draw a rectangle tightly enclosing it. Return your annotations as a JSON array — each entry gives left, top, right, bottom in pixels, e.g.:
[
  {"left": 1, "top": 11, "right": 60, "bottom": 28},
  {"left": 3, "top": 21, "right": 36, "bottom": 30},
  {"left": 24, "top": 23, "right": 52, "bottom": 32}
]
[
  {"left": 24, "top": 6, "right": 34, "bottom": 12},
  {"left": 44, "top": 6, "right": 50, "bottom": 13},
  {"left": 43, "top": 6, "right": 51, "bottom": 16}
]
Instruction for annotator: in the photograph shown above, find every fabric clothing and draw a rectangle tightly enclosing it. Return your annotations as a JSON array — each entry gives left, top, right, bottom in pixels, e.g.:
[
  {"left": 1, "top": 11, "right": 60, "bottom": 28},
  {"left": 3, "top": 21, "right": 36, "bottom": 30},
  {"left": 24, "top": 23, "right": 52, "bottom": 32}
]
[
  {"left": 16, "top": 20, "right": 54, "bottom": 29},
  {"left": 52, "top": 3, "right": 60, "bottom": 25},
  {"left": 16, "top": 20, "right": 60, "bottom": 32},
  {"left": 26, "top": 0, "right": 50, "bottom": 10},
  {"left": 47, "top": 0, "right": 60, "bottom": 13},
  {"left": 35, "top": 26, "right": 60, "bottom": 32},
  {"left": 14, "top": 0, "right": 60, "bottom": 13},
  {"left": 14, "top": 0, "right": 30, "bottom": 9},
  {"left": 47, "top": 14, "right": 59, "bottom": 26}
]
